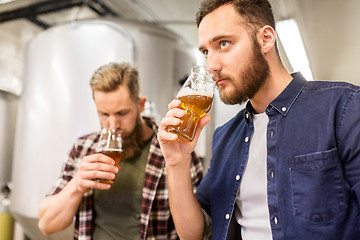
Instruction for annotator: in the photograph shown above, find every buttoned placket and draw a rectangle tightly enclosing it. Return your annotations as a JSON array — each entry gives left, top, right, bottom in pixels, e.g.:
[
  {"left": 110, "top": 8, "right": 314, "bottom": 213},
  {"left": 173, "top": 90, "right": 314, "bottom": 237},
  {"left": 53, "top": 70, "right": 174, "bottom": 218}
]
[
  {"left": 266, "top": 108, "right": 284, "bottom": 240},
  {"left": 223, "top": 110, "right": 253, "bottom": 232}
]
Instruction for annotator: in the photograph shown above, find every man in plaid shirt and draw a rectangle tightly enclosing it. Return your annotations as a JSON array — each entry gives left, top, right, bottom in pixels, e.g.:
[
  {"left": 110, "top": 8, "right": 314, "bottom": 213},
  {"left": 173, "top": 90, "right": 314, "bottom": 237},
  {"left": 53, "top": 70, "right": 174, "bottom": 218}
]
[{"left": 38, "top": 63, "right": 203, "bottom": 240}]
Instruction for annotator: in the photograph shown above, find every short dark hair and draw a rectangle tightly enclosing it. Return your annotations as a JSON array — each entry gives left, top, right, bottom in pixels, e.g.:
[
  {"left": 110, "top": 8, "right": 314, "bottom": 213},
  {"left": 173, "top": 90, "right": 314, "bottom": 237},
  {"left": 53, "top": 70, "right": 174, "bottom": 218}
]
[
  {"left": 196, "top": 0, "right": 275, "bottom": 36},
  {"left": 90, "top": 62, "right": 140, "bottom": 103},
  {"left": 196, "top": 0, "right": 278, "bottom": 55}
]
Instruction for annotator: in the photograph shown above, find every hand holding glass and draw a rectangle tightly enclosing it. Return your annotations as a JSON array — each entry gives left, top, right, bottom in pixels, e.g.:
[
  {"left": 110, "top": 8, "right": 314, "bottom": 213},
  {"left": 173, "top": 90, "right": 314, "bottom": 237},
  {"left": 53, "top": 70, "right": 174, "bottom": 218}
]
[
  {"left": 95, "top": 128, "right": 123, "bottom": 185},
  {"left": 168, "top": 66, "right": 217, "bottom": 142}
]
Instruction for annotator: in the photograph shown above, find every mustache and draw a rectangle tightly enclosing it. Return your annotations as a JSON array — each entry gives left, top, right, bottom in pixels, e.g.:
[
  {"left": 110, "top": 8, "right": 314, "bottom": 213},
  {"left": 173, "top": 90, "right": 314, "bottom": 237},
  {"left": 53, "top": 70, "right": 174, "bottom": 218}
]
[
  {"left": 218, "top": 74, "right": 233, "bottom": 81},
  {"left": 216, "top": 74, "right": 233, "bottom": 86}
]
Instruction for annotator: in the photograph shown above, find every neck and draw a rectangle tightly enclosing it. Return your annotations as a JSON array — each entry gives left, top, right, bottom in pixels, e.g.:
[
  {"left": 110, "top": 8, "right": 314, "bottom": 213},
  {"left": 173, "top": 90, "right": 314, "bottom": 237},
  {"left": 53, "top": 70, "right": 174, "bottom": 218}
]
[
  {"left": 141, "top": 117, "right": 154, "bottom": 141},
  {"left": 250, "top": 59, "right": 293, "bottom": 114}
]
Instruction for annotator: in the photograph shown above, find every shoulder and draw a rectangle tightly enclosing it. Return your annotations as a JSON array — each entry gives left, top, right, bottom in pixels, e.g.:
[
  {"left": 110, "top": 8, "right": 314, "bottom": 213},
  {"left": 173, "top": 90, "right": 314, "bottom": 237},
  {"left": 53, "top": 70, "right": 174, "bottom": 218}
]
[
  {"left": 301, "top": 80, "right": 360, "bottom": 110},
  {"left": 75, "top": 132, "right": 100, "bottom": 145},
  {"left": 304, "top": 80, "right": 360, "bottom": 93},
  {"left": 70, "top": 132, "right": 100, "bottom": 157}
]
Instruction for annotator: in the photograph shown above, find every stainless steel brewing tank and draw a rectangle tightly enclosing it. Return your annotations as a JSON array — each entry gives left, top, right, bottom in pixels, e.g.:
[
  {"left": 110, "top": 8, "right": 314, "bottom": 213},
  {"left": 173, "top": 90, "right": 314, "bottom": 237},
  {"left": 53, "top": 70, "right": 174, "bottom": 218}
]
[
  {"left": 0, "top": 92, "right": 17, "bottom": 186},
  {"left": 10, "top": 19, "right": 195, "bottom": 239}
]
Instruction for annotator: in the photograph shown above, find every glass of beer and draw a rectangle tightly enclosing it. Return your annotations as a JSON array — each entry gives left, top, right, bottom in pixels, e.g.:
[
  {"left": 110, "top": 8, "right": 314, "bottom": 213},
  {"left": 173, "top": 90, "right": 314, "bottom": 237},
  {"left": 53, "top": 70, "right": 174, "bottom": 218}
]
[
  {"left": 168, "top": 66, "right": 218, "bottom": 142},
  {"left": 95, "top": 128, "right": 123, "bottom": 185}
]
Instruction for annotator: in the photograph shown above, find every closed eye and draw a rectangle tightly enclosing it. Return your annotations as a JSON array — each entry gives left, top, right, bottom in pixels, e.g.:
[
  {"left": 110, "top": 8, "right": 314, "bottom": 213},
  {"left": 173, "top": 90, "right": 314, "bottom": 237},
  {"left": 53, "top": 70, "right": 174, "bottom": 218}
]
[
  {"left": 116, "top": 110, "right": 131, "bottom": 117},
  {"left": 99, "top": 112, "right": 109, "bottom": 117}
]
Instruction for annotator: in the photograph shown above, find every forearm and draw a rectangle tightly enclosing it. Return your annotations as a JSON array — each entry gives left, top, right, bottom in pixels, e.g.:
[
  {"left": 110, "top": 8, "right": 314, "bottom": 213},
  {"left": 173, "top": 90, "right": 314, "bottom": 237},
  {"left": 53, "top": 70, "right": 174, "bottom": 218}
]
[
  {"left": 167, "top": 159, "right": 205, "bottom": 240},
  {"left": 38, "top": 179, "right": 85, "bottom": 235}
]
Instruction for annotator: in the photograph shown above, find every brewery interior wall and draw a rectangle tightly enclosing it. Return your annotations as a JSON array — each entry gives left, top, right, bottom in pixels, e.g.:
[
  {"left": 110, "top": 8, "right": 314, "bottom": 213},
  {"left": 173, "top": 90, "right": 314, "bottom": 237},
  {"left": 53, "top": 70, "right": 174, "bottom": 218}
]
[{"left": 0, "top": 92, "right": 17, "bottom": 240}]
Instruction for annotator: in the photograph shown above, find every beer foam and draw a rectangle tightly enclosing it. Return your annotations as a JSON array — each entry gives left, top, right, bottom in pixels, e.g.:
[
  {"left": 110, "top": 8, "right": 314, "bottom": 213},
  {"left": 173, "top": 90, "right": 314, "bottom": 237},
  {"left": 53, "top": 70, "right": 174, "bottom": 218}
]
[
  {"left": 177, "top": 86, "right": 213, "bottom": 98},
  {"left": 96, "top": 148, "right": 123, "bottom": 153},
  {"left": 99, "top": 148, "right": 123, "bottom": 152},
  {"left": 177, "top": 69, "right": 215, "bottom": 98}
]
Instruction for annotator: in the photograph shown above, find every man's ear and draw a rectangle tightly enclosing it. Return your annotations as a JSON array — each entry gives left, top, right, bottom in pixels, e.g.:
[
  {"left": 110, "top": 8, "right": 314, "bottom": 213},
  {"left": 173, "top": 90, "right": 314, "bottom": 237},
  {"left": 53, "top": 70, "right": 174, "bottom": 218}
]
[
  {"left": 258, "top": 25, "right": 276, "bottom": 54},
  {"left": 139, "top": 97, "right": 147, "bottom": 113}
]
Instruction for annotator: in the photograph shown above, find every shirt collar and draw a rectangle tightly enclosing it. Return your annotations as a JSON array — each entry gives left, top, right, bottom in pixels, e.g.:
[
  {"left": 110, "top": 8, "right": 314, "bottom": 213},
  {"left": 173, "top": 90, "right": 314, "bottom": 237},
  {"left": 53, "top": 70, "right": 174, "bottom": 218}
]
[
  {"left": 267, "top": 72, "right": 307, "bottom": 116},
  {"left": 244, "top": 72, "right": 307, "bottom": 121}
]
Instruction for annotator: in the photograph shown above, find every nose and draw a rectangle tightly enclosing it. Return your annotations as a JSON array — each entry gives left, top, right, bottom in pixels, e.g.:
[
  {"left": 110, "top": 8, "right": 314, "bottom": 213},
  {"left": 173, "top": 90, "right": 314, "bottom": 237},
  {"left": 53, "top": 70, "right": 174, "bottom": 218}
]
[
  {"left": 205, "top": 53, "right": 221, "bottom": 77},
  {"left": 108, "top": 115, "right": 121, "bottom": 130}
]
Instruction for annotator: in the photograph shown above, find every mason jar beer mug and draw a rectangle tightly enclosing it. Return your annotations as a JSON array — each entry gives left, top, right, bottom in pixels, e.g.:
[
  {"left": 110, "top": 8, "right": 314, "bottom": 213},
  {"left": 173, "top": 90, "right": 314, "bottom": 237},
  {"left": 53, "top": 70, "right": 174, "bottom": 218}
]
[
  {"left": 95, "top": 128, "right": 123, "bottom": 185},
  {"left": 168, "top": 66, "right": 218, "bottom": 142}
]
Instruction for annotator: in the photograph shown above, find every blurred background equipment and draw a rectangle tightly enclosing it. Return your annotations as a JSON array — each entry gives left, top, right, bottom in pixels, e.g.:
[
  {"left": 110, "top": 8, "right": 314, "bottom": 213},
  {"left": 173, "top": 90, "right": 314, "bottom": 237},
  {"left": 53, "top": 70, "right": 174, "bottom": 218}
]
[{"left": 0, "top": 183, "right": 13, "bottom": 240}]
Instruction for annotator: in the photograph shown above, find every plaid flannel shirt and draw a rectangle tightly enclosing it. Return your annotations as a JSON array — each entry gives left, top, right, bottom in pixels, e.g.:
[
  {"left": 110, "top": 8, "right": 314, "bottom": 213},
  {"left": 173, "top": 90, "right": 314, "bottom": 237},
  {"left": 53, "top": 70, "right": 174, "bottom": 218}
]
[{"left": 48, "top": 117, "right": 203, "bottom": 240}]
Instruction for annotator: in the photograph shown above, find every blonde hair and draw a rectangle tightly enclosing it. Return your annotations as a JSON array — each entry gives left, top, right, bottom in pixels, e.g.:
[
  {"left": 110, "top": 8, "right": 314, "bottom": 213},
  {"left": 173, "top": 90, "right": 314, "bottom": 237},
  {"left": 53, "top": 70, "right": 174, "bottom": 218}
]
[{"left": 90, "top": 62, "right": 140, "bottom": 103}]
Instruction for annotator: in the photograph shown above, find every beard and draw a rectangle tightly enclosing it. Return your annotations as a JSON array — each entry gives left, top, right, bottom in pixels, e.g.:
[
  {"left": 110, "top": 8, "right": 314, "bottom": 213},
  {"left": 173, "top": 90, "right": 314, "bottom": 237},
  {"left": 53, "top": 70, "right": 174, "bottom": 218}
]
[
  {"left": 121, "top": 114, "right": 146, "bottom": 161},
  {"left": 218, "top": 38, "right": 270, "bottom": 105}
]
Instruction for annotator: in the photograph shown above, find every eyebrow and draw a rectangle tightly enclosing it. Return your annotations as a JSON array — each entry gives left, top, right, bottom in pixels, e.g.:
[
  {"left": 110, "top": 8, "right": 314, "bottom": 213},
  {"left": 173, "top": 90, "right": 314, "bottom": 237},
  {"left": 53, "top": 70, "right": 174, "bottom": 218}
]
[{"left": 198, "top": 34, "right": 231, "bottom": 52}]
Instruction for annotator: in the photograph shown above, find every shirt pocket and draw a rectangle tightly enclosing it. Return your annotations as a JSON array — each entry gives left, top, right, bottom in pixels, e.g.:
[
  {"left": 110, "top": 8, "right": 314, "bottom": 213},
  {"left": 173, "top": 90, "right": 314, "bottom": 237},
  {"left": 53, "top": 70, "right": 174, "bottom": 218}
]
[{"left": 289, "top": 148, "right": 348, "bottom": 223}]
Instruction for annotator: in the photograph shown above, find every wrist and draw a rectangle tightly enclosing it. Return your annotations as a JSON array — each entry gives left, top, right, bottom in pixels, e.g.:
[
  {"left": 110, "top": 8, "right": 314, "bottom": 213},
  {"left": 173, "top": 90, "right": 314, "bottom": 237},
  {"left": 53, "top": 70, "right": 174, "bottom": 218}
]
[
  {"left": 165, "top": 155, "right": 191, "bottom": 167},
  {"left": 69, "top": 178, "right": 88, "bottom": 196}
]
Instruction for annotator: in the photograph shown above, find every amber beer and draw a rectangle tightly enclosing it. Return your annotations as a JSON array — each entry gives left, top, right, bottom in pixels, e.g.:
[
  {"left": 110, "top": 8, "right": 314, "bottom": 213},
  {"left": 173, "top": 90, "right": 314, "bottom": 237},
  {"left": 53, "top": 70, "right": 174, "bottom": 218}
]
[
  {"left": 169, "top": 94, "right": 213, "bottom": 142},
  {"left": 96, "top": 148, "right": 123, "bottom": 185}
]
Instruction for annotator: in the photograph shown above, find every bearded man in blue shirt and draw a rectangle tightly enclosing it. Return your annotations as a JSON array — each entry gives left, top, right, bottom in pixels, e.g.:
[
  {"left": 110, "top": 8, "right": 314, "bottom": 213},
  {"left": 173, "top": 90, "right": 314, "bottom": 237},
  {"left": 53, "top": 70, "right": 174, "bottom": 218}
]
[{"left": 157, "top": 0, "right": 360, "bottom": 239}]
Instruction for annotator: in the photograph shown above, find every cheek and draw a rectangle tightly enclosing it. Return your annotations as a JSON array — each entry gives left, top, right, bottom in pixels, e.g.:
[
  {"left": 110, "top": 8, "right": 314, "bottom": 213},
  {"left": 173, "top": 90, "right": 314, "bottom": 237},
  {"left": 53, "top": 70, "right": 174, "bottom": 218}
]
[
  {"left": 228, "top": 43, "right": 252, "bottom": 65},
  {"left": 122, "top": 114, "right": 138, "bottom": 132},
  {"left": 98, "top": 116, "right": 109, "bottom": 127},
  {"left": 125, "top": 120, "right": 136, "bottom": 133},
  {"left": 219, "top": 53, "right": 240, "bottom": 75},
  {"left": 100, "top": 122, "right": 110, "bottom": 129}
]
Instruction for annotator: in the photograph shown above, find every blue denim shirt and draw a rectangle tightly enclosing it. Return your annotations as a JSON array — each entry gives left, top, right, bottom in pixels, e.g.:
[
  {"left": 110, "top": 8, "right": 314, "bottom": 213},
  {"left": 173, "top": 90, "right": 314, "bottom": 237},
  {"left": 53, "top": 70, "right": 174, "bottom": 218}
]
[{"left": 196, "top": 73, "right": 360, "bottom": 240}]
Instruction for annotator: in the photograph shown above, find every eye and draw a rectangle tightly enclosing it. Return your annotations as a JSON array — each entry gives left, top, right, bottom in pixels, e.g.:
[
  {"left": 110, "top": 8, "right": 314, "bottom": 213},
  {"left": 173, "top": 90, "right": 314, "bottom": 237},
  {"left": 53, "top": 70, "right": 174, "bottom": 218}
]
[
  {"left": 220, "top": 40, "right": 229, "bottom": 49},
  {"left": 116, "top": 111, "right": 129, "bottom": 117},
  {"left": 202, "top": 49, "right": 209, "bottom": 56}
]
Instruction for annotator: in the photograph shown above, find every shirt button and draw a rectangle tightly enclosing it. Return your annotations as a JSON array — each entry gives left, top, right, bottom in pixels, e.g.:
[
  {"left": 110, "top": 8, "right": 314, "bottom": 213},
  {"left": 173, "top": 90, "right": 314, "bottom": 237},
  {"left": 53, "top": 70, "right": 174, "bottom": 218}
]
[
  {"left": 269, "top": 170, "right": 274, "bottom": 179},
  {"left": 235, "top": 175, "right": 240, "bottom": 181},
  {"left": 245, "top": 113, "right": 249, "bottom": 119},
  {"left": 225, "top": 214, "right": 230, "bottom": 220},
  {"left": 245, "top": 137, "right": 249, "bottom": 142},
  {"left": 269, "top": 130, "right": 274, "bottom": 138},
  {"left": 281, "top": 107, "right": 287, "bottom": 112},
  {"left": 274, "top": 216, "right": 278, "bottom": 224}
]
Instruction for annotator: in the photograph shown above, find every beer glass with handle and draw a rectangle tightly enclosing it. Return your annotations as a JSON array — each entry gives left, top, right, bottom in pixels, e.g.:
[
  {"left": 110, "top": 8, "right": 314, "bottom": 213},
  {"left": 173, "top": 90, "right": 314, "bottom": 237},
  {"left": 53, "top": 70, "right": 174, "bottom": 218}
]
[
  {"left": 168, "top": 66, "right": 218, "bottom": 142},
  {"left": 95, "top": 128, "right": 123, "bottom": 185}
]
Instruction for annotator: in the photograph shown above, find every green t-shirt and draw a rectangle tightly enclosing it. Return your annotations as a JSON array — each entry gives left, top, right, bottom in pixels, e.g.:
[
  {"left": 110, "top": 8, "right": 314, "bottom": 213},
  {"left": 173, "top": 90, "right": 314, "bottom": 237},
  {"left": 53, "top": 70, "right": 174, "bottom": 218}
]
[{"left": 93, "top": 138, "right": 151, "bottom": 240}]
